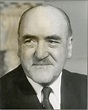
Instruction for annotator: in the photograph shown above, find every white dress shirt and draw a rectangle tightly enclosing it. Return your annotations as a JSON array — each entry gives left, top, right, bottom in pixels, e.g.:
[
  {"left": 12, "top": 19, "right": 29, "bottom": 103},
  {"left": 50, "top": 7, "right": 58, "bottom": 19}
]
[{"left": 27, "top": 72, "right": 62, "bottom": 109}]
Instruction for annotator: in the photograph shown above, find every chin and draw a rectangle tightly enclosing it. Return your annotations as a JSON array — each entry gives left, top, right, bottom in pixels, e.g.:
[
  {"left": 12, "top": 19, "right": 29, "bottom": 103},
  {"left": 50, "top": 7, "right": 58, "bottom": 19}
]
[{"left": 31, "top": 73, "right": 54, "bottom": 85}]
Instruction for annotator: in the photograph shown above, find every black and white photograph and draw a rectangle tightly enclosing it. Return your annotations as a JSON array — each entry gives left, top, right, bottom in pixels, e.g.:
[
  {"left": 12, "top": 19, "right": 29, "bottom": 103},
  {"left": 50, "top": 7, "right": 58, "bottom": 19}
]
[{"left": 0, "top": 0, "right": 87, "bottom": 109}]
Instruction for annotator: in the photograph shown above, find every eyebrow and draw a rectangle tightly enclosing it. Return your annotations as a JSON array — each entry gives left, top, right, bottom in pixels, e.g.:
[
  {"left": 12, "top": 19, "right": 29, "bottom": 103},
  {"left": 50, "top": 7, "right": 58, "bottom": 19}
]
[
  {"left": 45, "top": 35, "right": 61, "bottom": 40},
  {"left": 21, "top": 34, "right": 61, "bottom": 41},
  {"left": 21, "top": 34, "right": 37, "bottom": 41}
]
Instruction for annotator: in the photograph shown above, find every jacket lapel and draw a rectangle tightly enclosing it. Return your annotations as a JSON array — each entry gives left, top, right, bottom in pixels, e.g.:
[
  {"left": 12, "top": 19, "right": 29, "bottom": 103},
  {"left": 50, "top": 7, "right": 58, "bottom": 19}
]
[
  {"left": 61, "top": 70, "right": 72, "bottom": 109},
  {"left": 16, "top": 88, "right": 43, "bottom": 109},
  {"left": 61, "top": 69, "right": 80, "bottom": 109},
  {"left": 14, "top": 65, "right": 43, "bottom": 109}
]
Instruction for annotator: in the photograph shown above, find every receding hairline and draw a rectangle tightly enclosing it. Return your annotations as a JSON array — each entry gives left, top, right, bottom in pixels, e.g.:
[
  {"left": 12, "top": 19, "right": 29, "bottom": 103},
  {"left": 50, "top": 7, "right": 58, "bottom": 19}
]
[{"left": 18, "top": 4, "right": 72, "bottom": 37}]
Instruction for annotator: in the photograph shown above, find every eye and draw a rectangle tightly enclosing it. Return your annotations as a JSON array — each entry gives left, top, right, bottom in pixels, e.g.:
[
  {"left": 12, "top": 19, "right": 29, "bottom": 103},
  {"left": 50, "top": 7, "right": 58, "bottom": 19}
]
[
  {"left": 48, "top": 40, "right": 59, "bottom": 43},
  {"left": 24, "top": 38, "right": 36, "bottom": 43},
  {"left": 48, "top": 39, "right": 61, "bottom": 44},
  {"left": 24, "top": 39, "right": 34, "bottom": 43},
  {"left": 47, "top": 39, "right": 61, "bottom": 47},
  {"left": 24, "top": 38, "right": 37, "bottom": 46}
]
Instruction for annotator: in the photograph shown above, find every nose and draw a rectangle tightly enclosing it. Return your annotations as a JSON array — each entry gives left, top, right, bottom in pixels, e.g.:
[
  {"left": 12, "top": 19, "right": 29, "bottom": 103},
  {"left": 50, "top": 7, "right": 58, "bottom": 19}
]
[{"left": 35, "top": 41, "right": 49, "bottom": 60}]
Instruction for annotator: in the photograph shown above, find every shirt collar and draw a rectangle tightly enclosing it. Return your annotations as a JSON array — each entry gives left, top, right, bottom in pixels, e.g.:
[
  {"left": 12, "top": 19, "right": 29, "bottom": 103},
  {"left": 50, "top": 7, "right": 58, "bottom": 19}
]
[
  {"left": 27, "top": 76, "right": 43, "bottom": 95},
  {"left": 49, "top": 72, "right": 62, "bottom": 100},
  {"left": 26, "top": 72, "right": 62, "bottom": 100}
]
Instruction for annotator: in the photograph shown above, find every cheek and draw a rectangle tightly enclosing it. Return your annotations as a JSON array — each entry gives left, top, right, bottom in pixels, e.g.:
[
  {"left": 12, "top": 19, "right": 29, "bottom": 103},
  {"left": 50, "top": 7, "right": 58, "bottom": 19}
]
[
  {"left": 51, "top": 45, "right": 68, "bottom": 62},
  {"left": 19, "top": 46, "right": 35, "bottom": 60},
  {"left": 50, "top": 46, "right": 68, "bottom": 75}
]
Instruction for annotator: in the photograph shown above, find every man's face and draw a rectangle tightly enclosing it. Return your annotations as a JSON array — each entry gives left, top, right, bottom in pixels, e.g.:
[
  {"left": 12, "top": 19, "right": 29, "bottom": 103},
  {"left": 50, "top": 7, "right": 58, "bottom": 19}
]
[{"left": 18, "top": 6, "right": 72, "bottom": 85}]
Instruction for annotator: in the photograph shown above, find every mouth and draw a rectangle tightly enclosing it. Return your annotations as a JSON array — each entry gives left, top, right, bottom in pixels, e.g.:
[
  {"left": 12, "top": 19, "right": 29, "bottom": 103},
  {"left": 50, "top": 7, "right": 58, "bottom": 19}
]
[{"left": 32, "top": 64, "right": 51, "bottom": 66}]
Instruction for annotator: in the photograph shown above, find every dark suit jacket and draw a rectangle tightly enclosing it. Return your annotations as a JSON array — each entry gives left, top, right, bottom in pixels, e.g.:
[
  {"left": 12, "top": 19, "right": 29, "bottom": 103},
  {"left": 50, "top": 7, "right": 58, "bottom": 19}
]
[{"left": 0, "top": 65, "right": 87, "bottom": 109}]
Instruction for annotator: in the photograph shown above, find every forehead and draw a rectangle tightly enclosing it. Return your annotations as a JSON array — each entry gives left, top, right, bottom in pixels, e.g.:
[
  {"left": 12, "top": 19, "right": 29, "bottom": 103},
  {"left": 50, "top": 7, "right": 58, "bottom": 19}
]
[{"left": 19, "top": 6, "right": 67, "bottom": 37}]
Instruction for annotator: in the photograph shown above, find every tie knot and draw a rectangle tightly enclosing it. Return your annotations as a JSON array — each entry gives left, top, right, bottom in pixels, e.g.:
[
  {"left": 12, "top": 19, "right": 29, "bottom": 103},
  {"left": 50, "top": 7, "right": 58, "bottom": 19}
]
[{"left": 42, "top": 87, "right": 52, "bottom": 99}]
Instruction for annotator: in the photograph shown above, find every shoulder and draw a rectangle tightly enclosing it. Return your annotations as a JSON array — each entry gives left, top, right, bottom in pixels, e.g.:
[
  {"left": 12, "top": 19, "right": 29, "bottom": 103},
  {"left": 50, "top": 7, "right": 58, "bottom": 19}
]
[
  {"left": 0, "top": 65, "right": 25, "bottom": 99},
  {"left": 0, "top": 65, "right": 23, "bottom": 79},
  {"left": 0, "top": 65, "right": 23, "bottom": 89},
  {"left": 62, "top": 69, "right": 87, "bottom": 108},
  {"left": 0, "top": 65, "right": 24, "bottom": 108},
  {"left": 62, "top": 69, "right": 87, "bottom": 81},
  {"left": 62, "top": 69, "right": 87, "bottom": 89}
]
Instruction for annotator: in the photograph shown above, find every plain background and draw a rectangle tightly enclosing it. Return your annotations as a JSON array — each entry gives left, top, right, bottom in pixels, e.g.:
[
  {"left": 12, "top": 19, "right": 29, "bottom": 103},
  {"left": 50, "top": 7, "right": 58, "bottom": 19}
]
[{"left": 0, "top": 0, "right": 87, "bottom": 76}]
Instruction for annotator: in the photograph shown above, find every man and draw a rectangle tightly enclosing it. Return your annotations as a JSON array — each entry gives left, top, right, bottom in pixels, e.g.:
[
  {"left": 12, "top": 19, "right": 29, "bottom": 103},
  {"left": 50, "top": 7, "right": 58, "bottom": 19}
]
[{"left": 0, "top": 4, "right": 87, "bottom": 109}]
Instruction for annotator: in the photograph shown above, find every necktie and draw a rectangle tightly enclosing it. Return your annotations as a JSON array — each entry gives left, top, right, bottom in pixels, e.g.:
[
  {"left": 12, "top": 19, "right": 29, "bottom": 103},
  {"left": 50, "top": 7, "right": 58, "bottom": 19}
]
[{"left": 42, "top": 87, "right": 53, "bottom": 109}]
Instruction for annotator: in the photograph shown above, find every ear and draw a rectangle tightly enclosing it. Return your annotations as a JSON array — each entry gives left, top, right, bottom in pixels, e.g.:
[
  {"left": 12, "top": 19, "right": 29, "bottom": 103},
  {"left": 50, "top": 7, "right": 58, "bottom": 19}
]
[
  {"left": 17, "top": 38, "right": 20, "bottom": 57},
  {"left": 67, "top": 36, "right": 73, "bottom": 58},
  {"left": 17, "top": 47, "right": 20, "bottom": 57}
]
